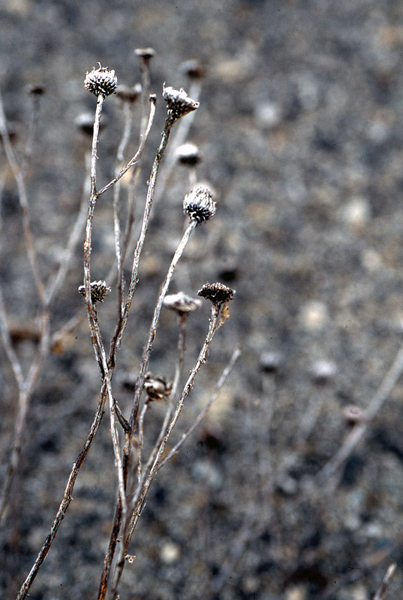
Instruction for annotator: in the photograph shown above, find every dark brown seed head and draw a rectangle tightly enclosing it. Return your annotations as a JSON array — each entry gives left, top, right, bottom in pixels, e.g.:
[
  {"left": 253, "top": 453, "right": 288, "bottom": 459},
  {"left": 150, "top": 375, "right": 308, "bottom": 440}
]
[
  {"left": 78, "top": 280, "right": 111, "bottom": 304},
  {"left": 143, "top": 373, "right": 172, "bottom": 402},
  {"left": 198, "top": 282, "right": 235, "bottom": 306}
]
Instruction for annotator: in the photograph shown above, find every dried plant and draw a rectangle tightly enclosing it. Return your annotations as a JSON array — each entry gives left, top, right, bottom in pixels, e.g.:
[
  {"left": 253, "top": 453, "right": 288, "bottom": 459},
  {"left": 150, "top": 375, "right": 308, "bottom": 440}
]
[{"left": 0, "top": 55, "right": 239, "bottom": 599}]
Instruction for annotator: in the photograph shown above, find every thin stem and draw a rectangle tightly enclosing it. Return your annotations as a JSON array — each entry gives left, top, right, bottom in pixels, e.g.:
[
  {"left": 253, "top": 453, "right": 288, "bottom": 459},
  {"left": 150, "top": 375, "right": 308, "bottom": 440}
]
[
  {"left": 0, "top": 89, "right": 45, "bottom": 305},
  {"left": 158, "top": 345, "right": 241, "bottom": 470},
  {"left": 83, "top": 94, "right": 105, "bottom": 375},
  {"left": 317, "top": 343, "right": 403, "bottom": 491},
  {"left": 155, "top": 80, "right": 202, "bottom": 204},
  {"left": 16, "top": 385, "right": 108, "bottom": 600},
  {"left": 0, "top": 305, "right": 50, "bottom": 523},
  {"left": 113, "top": 101, "right": 133, "bottom": 309},
  {"left": 96, "top": 96, "right": 156, "bottom": 199},
  {"left": 0, "top": 286, "right": 24, "bottom": 390},
  {"left": 108, "top": 304, "right": 224, "bottom": 598},
  {"left": 373, "top": 563, "right": 396, "bottom": 600},
  {"left": 129, "top": 220, "right": 197, "bottom": 429},
  {"left": 113, "top": 114, "right": 175, "bottom": 356},
  {"left": 20, "top": 91, "right": 42, "bottom": 178},
  {"left": 45, "top": 153, "right": 90, "bottom": 309}
]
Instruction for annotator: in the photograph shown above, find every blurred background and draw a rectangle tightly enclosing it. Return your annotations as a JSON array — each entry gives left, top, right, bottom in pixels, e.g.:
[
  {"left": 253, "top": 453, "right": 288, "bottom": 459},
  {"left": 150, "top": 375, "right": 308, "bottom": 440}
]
[{"left": 2, "top": 0, "right": 403, "bottom": 598}]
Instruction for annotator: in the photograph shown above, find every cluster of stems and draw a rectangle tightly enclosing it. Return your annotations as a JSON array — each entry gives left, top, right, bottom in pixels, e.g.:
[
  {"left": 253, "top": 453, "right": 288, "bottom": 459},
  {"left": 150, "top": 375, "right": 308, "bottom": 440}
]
[{"left": 0, "top": 58, "right": 238, "bottom": 600}]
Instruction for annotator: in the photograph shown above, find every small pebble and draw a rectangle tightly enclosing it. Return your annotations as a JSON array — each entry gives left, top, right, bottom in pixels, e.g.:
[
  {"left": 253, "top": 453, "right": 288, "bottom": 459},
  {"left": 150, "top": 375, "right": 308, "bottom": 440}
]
[
  {"left": 310, "top": 360, "right": 337, "bottom": 384},
  {"left": 160, "top": 541, "right": 180, "bottom": 564},
  {"left": 298, "top": 300, "right": 329, "bottom": 331},
  {"left": 254, "top": 101, "right": 282, "bottom": 129},
  {"left": 343, "top": 196, "right": 371, "bottom": 229}
]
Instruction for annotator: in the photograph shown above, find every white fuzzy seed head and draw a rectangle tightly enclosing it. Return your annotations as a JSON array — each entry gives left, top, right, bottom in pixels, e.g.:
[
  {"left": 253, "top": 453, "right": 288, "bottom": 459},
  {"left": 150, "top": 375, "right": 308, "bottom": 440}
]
[{"left": 183, "top": 185, "right": 216, "bottom": 225}]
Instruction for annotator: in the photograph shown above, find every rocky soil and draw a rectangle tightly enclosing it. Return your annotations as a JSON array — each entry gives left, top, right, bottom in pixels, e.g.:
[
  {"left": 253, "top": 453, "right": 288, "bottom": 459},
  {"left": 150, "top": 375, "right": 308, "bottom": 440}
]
[{"left": 2, "top": 1, "right": 403, "bottom": 599}]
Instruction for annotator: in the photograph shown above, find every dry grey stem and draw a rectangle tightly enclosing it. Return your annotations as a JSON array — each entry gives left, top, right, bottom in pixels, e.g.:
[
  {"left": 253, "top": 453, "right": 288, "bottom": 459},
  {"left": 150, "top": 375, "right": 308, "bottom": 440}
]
[{"left": 9, "top": 63, "right": 237, "bottom": 600}]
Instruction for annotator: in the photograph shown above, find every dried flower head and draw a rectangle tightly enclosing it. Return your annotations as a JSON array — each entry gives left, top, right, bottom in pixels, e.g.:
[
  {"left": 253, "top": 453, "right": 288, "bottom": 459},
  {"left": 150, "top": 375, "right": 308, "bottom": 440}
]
[
  {"left": 310, "top": 360, "right": 337, "bottom": 384},
  {"left": 180, "top": 59, "right": 206, "bottom": 80},
  {"left": 78, "top": 280, "right": 111, "bottom": 304},
  {"left": 162, "top": 84, "right": 199, "bottom": 121},
  {"left": 163, "top": 292, "right": 202, "bottom": 315},
  {"left": 134, "top": 47, "right": 156, "bottom": 60},
  {"left": 28, "top": 84, "right": 46, "bottom": 96},
  {"left": 144, "top": 373, "right": 172, "bottom": 402},
  {"left": 198, "top": 282, "right": 235, "bottom": 306},
  {"left": 342, "top": 405, "right": 365, "bottom": 427},
  {"left": 183, "top": 185, "right": 216, "bottom": 224},
  {"left": 75, "top": 112, "right": 108, "bottom": 137},
  {"left": 84, "top": 65, "right": 117, "bottom": 97},
  {"left": 260, "top": 351, "right": 284, "bottom": 375},
  {"left": 175, "top": 143, "right": 202, "bottom": 166},
  {"left": 116, "top": 83, "right": 142, "bottom": 104}
]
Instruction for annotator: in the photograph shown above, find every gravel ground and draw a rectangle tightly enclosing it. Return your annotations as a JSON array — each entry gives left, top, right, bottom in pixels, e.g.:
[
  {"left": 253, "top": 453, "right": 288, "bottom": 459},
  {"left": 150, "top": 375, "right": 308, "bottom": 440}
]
[{"left": 2, "top": 1, "right": 403, "bottom": 599}]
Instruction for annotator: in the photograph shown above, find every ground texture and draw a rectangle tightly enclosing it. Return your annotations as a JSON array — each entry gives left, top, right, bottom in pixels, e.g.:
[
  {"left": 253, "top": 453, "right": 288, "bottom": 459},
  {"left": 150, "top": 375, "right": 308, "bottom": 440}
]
[{"left": 2, "top": 1, "right": 403, "bottom": 599}]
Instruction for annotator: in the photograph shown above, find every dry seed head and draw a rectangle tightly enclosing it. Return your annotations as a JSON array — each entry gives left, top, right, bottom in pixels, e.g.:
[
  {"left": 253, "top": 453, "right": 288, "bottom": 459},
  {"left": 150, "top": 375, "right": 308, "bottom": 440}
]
[
  {"left": 28, "top": 84, "right": 46, "bottom": 96},
  {"left": 84, "top": 65, "right": 117, "bottom": 97},
  {"left": 134, "top": 47, "right": 156, "bottom": 60},
  {"left": 163, "top": 292, "right": 202, "bottom": 315},
  {"left": 175, "top": 143, "right": 202, "bottom": 166},
  {"left": 163, "top": 84, "right": 199, "bottom": 121},
  {"left": 183, "top": 185, "right": 216, "bottom": 224},
  {"left": 198, "top": 282, "right": 235, "bottom": 306},
  {"left": 143, "top": 373, "right": 172, "bottom": 402},
  {"left": 180, "top": 59, "right": 206, "bottom": 80},
  {"left": 116, "top": 83, "right": 142, "bottom": 104},
  {"left": 78, "top": 280, "right": 111, "bottom": 304},
  {"left": 342, "top": 405, "right": 365, "bottom": 427},
  {"left": 75, "top": 112, "right": 108, "bottom": 137}
]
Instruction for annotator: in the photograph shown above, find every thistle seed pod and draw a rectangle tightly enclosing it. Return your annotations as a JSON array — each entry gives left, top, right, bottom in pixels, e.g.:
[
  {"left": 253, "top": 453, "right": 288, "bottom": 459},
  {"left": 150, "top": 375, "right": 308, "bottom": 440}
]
[
  {"left": 198, "top": 282, "right": 235, "bottom": 306},
  {"left": 183, "top": 185, "right": 216, "bottom": 225},
  {"left": 163, "top": 292, "right": 202, "bottom": 315},
  {"left": 78, "top": 280, "right": 111, "bottom": 304},
  {"left": 84, "top": 65, "right": 117, "bottom": 98},
  {"left": 162, "top": 85, "right": 199, "bottom": 121}
]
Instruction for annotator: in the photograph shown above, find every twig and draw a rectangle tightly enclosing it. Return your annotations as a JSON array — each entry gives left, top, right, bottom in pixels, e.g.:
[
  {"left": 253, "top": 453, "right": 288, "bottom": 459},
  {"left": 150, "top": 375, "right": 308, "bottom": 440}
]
[
  {"left": 107, "top": 303, "right": 225, "bottom": 599},
  {"left": 16, "top": 385, "right": 108, "bottom": 600},
  {"left": 0, "top": 88, "right": 45, "bottom": 305},
  {"left": 155, "top": 80, "right": 202, "bottom": 203},
  {"left": 129, "top": 220, "right": 197, "bottom": 428},
  {"left": 373, "top": 563, "right": 396, "bottom": 600},
  {"left": 158, "top": 345, "right": 241, "bottom": 470},
  {"left": 317, "top": 343, "right": 403, "bottom": 491},
  {"left": 45, "top": 153, "right": 90, "bottom": 310}
]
